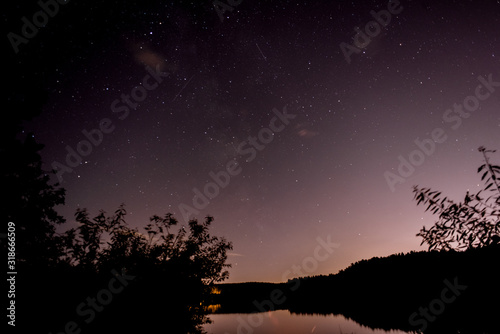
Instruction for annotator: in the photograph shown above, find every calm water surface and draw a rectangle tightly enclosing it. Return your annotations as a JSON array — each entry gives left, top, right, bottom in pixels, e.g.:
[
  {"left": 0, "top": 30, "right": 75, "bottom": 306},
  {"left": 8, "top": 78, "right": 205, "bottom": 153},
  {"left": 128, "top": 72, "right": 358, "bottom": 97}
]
[{"left": 205, "top": 310, "right": 410, "bottom": 334}]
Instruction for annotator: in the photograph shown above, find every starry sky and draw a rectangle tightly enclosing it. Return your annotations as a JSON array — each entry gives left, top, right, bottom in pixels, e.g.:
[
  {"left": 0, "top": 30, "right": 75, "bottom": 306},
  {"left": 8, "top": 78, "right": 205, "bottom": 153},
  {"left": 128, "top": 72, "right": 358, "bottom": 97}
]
[{"left": 7, "top": 0, "right": 500, "bottom": 282}]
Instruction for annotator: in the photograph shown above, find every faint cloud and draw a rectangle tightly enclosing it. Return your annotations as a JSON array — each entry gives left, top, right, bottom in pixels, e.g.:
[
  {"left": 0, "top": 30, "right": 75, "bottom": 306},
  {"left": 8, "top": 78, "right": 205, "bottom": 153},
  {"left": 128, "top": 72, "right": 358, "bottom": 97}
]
[
  {"left": 295, "top": 123, "right": 318, "bottom": 138},
  {"left": 227, "top": 252, "right": 244, "bottom": 257},
  {"left": 135, "top": 49, "right": 164, "bottom": 68},
  {"left": 128, "top": 42, "right": 176, "bottom": 73}
]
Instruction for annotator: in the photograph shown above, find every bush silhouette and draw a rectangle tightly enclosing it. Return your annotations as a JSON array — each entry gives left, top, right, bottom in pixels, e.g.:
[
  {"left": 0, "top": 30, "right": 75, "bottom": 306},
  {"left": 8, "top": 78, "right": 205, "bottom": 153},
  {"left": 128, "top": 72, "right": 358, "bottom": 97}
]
[{"left": 53, "top": 205, "right": 233, "bottom": 332}]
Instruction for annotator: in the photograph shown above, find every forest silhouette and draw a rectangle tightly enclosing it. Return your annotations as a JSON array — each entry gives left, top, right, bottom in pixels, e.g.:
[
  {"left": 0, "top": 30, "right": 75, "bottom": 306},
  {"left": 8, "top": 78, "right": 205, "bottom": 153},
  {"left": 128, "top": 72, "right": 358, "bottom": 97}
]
[{"left": 213, "top": 245, "right": 499, "bottom": 334}]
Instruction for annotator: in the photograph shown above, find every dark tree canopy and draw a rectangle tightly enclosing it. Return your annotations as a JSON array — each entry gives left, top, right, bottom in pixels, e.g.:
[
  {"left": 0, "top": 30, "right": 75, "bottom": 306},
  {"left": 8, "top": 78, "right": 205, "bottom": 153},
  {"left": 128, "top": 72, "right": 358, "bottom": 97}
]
[
  {"left": 413, "top": 146, "right": 500, "bottom": 251},
  {"left": 60, "top": 204, "right": 232, "bottom": 283},
  {"left": 54, "top": 205, "right": 233, "bottom": 333},
  {"left": 1, "top": 74, "right": 66, "bottom": 267}
]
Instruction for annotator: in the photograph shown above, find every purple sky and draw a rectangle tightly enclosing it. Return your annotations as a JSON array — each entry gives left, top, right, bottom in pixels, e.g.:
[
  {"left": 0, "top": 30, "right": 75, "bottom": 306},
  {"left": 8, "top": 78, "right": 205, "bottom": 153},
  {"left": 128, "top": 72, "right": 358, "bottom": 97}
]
[{"left": 14, "top": 0, "right": 500, "bottom": 282}]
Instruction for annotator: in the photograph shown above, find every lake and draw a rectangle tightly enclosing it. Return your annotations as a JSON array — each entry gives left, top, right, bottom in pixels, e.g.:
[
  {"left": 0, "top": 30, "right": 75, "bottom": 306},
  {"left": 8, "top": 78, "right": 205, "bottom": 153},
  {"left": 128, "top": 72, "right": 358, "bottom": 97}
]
[{"left": 205, "top": 310, "right": 411, "bottom": 334}]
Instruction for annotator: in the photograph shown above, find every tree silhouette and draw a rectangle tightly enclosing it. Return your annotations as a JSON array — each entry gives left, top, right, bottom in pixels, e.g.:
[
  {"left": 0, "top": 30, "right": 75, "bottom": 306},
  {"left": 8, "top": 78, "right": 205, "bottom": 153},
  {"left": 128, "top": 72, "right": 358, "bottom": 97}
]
[
  {"left": 56, "top": 205, "right": 232, "bottom": 332},
  {"left": 413, "top": 146, "right": 500, "bottom": 251},
  {"left": 1, "top": 77, "right": 66, "bottom": 268},
  {"left": 60, "top": 205, "right": 232, "bottom": 281}
]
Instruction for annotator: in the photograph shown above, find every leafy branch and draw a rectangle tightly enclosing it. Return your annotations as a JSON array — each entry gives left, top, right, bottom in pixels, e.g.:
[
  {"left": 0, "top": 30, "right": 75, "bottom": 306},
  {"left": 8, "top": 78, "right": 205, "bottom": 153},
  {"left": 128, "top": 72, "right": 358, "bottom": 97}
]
[{"left": 413, "top": 147, "right": 500, "bottom": 251}]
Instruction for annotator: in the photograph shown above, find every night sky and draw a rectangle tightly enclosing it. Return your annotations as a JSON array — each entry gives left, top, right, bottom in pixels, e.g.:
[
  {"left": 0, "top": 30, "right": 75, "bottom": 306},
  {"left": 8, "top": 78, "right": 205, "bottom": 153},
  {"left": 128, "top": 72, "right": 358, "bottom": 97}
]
[{"left": 7, "top": 0, "right": 500, "bottom": 282}]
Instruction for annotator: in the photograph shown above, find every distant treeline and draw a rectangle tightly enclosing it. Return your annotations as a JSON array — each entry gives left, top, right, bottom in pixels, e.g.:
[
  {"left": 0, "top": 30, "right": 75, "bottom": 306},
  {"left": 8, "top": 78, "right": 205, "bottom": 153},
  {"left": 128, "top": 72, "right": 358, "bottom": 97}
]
[{"left": 213, "top": 245, "right": 500, "bottom": 334}]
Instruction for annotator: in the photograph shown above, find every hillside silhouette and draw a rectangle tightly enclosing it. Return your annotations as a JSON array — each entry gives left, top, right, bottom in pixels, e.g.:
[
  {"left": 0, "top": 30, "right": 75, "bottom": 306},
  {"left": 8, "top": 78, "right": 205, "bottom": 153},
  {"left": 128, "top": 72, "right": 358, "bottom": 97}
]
[{"left": 213, "top": 246, "right": 500, "bottom": 333}]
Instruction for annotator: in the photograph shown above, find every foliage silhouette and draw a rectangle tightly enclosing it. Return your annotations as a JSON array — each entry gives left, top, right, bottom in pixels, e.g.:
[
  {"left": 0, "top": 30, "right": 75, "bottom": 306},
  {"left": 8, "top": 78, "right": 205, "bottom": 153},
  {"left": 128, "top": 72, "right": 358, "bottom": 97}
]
[
  {"left": 60, "top": 205, "right": 232, "bottom": 283},
  {"left": 52, "top": 205, "right": 233, "bottom": 333},
  {"left": 16, "top": 204, "right": 232, "bottom": 333},
  {"left": 413, "top": 146, "right": 500, "bottom": 251},
  {"left": 1, "top": 74, "right": 66, "bottom": 268}
]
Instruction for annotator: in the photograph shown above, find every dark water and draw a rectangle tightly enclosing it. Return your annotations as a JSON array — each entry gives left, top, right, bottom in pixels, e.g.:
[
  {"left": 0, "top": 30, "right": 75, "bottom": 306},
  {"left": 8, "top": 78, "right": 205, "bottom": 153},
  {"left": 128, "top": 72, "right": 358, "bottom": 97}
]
[{"left": 205, "top": 310, "right": 411, "bottom": 334}]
